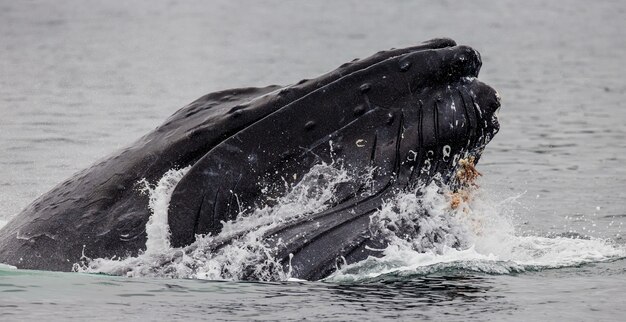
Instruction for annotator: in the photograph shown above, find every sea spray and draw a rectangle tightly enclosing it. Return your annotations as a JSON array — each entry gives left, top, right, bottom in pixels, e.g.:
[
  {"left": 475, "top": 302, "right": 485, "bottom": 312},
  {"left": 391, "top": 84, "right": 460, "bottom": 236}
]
[
  {"left": 141, "top": 167, "right": 190, "bottom": 254},
  {"left": 327, "top": 185, "right": 625, "bottom": 282},
  {"left": 75, "top": 163, "right": 357, "bottom": 280},
  {"left": 75, "top": 162, "right": 626, "bottom": 281},
  {"left": 369, "top": 182, "right": 473, "bottom": 255}
]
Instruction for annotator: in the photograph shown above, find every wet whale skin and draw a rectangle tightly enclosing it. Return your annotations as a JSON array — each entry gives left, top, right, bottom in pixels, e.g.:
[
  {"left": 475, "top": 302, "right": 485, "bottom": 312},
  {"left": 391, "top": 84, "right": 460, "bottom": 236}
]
[{"left": 0, "top": 38, "right": 501, "bottom": 280}]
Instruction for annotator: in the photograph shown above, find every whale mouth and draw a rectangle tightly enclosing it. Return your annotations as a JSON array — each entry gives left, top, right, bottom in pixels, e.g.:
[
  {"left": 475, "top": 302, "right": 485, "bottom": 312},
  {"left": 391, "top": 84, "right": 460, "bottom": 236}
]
[
  {"left": 492, "top": 92, "right": 502, "bottom": 131},
  {"left": 491, "top": 113, "right": 501, "bottom": 135}
]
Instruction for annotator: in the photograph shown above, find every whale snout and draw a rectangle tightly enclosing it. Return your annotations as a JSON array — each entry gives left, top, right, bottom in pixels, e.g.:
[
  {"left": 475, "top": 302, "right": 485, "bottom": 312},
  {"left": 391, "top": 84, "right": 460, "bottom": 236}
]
[{"left": 448, "top": 45, "right": 482, "bottom": 79}]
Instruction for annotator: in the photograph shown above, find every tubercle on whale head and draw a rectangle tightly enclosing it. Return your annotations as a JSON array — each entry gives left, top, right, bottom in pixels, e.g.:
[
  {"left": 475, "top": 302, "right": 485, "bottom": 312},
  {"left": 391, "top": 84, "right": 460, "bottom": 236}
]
[{"left": 397, "top": 45, "right": 481, "bottom": 88}]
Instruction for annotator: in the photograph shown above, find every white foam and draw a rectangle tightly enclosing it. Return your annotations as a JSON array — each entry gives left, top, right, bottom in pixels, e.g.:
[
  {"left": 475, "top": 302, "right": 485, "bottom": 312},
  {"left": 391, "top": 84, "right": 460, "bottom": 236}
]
[
  {"left": 327, "top": 186, "right": 625, "bottom": 282},
  {"left": 74, "top": 162, "right": 626, "bottom": 282},
  {"left": 0, "top": 263, "right": 17, "bottom": 270},
  {"left": 75, "top": 163, "right": 357, "bottom": 280},
  {"left": 141, "top": 167, "right": 190, "bottom": 254}
]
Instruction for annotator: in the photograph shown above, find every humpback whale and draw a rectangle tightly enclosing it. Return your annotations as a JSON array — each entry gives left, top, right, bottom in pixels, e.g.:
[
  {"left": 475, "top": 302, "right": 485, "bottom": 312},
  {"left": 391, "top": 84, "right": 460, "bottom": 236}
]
[{"left": 0, "top": 38, "right": 500, "bottom": 280}]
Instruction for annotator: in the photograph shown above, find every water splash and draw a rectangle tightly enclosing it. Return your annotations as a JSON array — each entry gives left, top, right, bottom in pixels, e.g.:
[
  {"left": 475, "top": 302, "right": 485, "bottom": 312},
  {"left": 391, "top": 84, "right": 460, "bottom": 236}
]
[
  {"left": 75, "top": 163, "right": 356, "bottom": 280},
  {"left": 75, "top": 163, "right": 625, "bottom": 282},
  {"left": 328, "top": 186, "right": 625, "bottom": 282},
  {"left": 140, "top": 167, "right": 190, "bottom": 254}
]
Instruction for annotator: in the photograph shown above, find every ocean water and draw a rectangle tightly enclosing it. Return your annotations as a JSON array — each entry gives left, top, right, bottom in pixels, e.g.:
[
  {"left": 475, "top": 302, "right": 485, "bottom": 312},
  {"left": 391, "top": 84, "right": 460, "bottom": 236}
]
[{"left": 1, "top": 0, "right": 625, "bottom": 321}]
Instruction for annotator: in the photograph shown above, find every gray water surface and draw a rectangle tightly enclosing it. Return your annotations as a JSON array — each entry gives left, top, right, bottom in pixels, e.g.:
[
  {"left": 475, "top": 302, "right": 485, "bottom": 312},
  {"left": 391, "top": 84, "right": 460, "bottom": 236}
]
[{"left": 1, "top": 0, "right": 625, "bottom": 320}]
